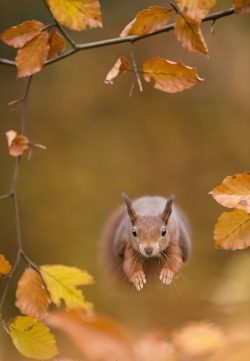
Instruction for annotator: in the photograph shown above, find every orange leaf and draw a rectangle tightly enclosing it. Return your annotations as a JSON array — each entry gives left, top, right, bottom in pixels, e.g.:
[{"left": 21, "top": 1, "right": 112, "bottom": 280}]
[
  {"left": 142, "top": 57, "right": 203, "bottom": 93},
  {"left": 120, "top": 6, "right": 172, "bottom": 37},
  {"left": 48, "top": 30, "right": 65, "bottom": 59},
  {"left": 175, "top": 14, "right": 208, "bottom": 56},
  {"left": 47, "top": 0, "right": 102, "bottom": 31},
  {"left": 233, "top": 0, "right": 250, "bottom": 14},
  {"left": 175, "top": 0, "right": 216, "bottom": 21},
  {"left": 16, "top": 32, "right": 49, "bottom": 78},
  {"left": 6, "top": 130, "right": 29, "bottom": 157},
  {"left": 15, "top": 268, "right": 50, "bottom": 320},
  {"left": 214, "top": 209, "right": 250, "bottom": 250},
  {"left": 210, "top": 173, "right": 250, "bottom": 213},
  {"left": 0, "top": 254, "right": 12, "bottom": 277},
  {"left": 105, "top": 56, "right": 131, "bottom": 85},
  {"left": 0, "top": 20, "right": 45, "bottom": 48}
]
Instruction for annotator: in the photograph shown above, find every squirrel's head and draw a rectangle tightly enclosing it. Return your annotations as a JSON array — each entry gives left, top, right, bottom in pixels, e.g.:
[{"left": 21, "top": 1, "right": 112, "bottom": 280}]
[{"left": 122, "top": 193, "right": 175, "bottom": 258}]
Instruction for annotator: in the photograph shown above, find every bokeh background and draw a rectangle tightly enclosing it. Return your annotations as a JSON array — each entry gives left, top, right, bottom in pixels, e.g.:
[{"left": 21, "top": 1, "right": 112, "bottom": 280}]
[{"left": 0, "top": 0, "right": 250, "bottom": 359}]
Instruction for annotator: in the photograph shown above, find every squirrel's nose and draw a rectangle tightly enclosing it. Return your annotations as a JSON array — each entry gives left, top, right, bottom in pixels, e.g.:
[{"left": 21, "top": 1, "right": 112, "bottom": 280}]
[{"left": 144, "top": 246, "right": 153, "bottom": 255}]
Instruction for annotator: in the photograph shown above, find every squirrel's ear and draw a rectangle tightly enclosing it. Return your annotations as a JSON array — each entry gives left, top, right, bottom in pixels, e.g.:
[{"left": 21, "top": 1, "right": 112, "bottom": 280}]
[
  {"left": 122, "top": 193, "right": 138, "bottom": 224},
  {"left": 161, "top": 194, "right": 175, "bottom": 223}
]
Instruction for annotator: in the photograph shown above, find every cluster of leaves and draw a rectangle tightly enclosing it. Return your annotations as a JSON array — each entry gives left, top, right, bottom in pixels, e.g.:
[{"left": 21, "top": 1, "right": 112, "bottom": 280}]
[{"left": 210, "top": 172, "right": 250, "bottom": 250}]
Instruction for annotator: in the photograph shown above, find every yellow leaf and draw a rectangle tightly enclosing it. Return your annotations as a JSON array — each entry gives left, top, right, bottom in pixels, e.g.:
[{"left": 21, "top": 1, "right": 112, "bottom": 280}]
[
  {"left": 0, "top": 20, "right": 45, "bottom": 48},
  {"left": 142, "top": 57, "right": 203, "bottom": 93},
  {"left": 47, "top": 0, "right": 102, "bottom": 31},
  {"left": 15, "top": 268, "right": 50, "bottom": 320},
  {"left": 175, "top": 14, "right": 208, "bottom": 56},
  {"left": 120, "top": 6, "right": 172, "bottom": 37},
  {"left": 0, "top": 254, "right": 12, "bottom": 277},
  {"left": 48, "top": 29, "right": 65, "bottom": 59},
  {"left": 6, "top": 130, "right": 29, "bottom": 157},
  {"left": 175, "top": 0, "right": 216, "bottom": 21},
  {"left": 214, "top": 209, "right": 250, "bottom": 250},
  {"left": 9, "top": 316, "right": 58, "bottom": 360},
  {"left": 233, "top": 0, "right": 250, "bottom": 14},
  {"left": 210, "top": 173, "right": 250, "bottom": 213},
  {"left": 105, "top": 56, "right": 131, "bottom": 85},
  {"left": 16, "top": 32, "right": 49, "bottom": 78},
  {"left": 40, "top": 264, "right": 93, "bottom": 310}
]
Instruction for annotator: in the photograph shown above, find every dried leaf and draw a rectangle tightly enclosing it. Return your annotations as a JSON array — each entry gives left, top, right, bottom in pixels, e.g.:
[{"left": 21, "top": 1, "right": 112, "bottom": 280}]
[
  {"left": 0, "top": 254, "right": 12, "bottom": 277},
  {"left": 134, "top": 332, "right": 175, "bottom": 361},
  {"left": 40, "top": 264, "right": 93, "bottom": 310},
  {"left": 48, "top": 29, "right": 65, "bottom": 59},
  {"left": 6, "top": 130, "right": 29, "bottom": 157},
  {"left": 175, "top": 0, "right": 216, "bottom": 21},
  {"left": 47, "top": 0, "right": 102, "bottom": 31},
  {"left": 0, "top": 20, "right": 45, "bottom": 48},
  {"left": 47, "top": 310, "right": 134, "bottom": 361},
  {"left": 233, "top": 0, "right": 250, "bottom": 14},
  {"left": 210, "top": 173, "right": 250, "bottom": 213},
  {"left": 142, "top": 57, "right": 203, "bottom": 93},
  {"left": 15, "top": 268, "right": 50, "bottom": 320},
  {"left": 214, "top": 209, "right": 250, "bottom": 250},
  {"left": 175, "top": 14, "right": 208, "bottom": 56},
  {"left": 16, "top": 32, "right": 49, "bottom": 78},
  {"left": 9, "top": 316, "right": 58, "bottom": 360},
  {"left": 120, "top": 6, "right": 172, "bottom": 37},
  {"left": 105, "top": 56, "right": 131, "bottom": 85}
]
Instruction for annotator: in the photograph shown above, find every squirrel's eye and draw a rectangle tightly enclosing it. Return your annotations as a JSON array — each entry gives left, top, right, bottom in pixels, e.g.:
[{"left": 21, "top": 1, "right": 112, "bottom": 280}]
[
  {"left": 132, "top": 228, "right": 137, "bottom": 237},
  {"left": 161, "top": 227, "right": 166, "bottom": 237}
]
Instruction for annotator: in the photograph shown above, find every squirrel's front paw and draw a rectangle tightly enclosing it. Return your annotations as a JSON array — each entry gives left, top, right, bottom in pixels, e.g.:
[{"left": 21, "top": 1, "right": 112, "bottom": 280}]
[
  {"left": 160, "top": 268, "right": 174, "bottom": 285},
  {"left": 131, "top": 271, "right": 146, "bottom": 291}
]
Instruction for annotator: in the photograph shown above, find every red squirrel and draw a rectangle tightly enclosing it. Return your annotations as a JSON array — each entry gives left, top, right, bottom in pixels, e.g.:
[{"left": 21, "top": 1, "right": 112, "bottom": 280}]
[{"left": 99, "top": 194, "right": 191, "bottom": 291}]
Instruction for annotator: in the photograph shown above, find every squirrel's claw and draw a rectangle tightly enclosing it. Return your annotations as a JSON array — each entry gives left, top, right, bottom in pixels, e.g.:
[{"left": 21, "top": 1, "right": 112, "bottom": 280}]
[
  {"left": 131, "top": 271, "right": 146, "bottom": 291},
  {"left": 160, "top": 268, "right": 174, "bottom": 285}
]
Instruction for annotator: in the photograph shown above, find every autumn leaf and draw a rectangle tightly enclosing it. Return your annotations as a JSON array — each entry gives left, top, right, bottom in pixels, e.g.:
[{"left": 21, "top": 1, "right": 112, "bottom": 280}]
[
  {"left": 175, "top": 14, "right": 208, "bottom": 56},
  {"left": 175, "top": 0, "right": 216, "bottom": 21},
  {"left": 6, "top": 130, "right": 29, "bottom": 157},
  {"left": 120, "top": 6, "right": 172, "bottom": 37},
  {"left": 9, "top": 316, "right": 58, "bottom": 360},
  {"left": 40, "top": 264, "right": 93, "bottom": 310},
  {"left": 0, "top": 20, "right": 45, "bottom": 48},
  {"left": 47, "top": 0, "right": 102, "bottom": 31},
  {"left": 15, "top": 268, "right": 50, "bottom": 320},
  {"left": 0, "top": 254, "right": 12, "bottom": 277},
  {"left": 233, "top": 0, "right": 250, "bottom": 14},
  {"left": 16, "top": 32, "right": 49, "bottom": 78},
  {"left": 210, "top": 173, "right": 250, "bottom": 213},
  {"left": 48, "top": 30, "right": 65, "bottom": 59},
  {"left": 142, "top": 57, "right": 203, "bottom": 93},
  {"left": 105, "top": 56, "right": 131, "bottom": 85},
  {"left": 214, "top": 209, "right": 250, "bottom": 250}
]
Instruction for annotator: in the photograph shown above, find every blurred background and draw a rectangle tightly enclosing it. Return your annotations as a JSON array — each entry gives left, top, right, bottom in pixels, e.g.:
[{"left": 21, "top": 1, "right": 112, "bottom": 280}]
[{"left": 0, "top": 0, "right": 250, "bottom": 359}]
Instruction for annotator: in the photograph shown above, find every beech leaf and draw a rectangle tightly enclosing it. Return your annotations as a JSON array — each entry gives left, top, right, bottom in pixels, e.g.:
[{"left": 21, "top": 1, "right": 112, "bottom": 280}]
[
  {"left": 105, "top": 56, "right": 131, "bottom": 85},
  {"left": 175, "top": 14, "right": 208, "bottom": 56},
  {"left": 9, "top": 316, "right": 58, "bottom": 360},
  {"left": 6, "top": 130, "right": 29, "bottom": 157},
  {"left": 233, "top": 0, "right": 250, "bottom": 14},
  {"left": 47, "top": 0, "right": 102, "bottom": 31},
  {"left": 120, "top": 6, "right": 172, "bottom": 37},
  {"left": 0, "top": 254, "right": 12, "bottom": 277},
  {"left": 48, "top": 29, "right": 66, "bottom": 59},
  {"left": 142, "top": 57, "right": 203, "bottom": 93},
  {"left": 15, "top": 268, "right": 50, "bottom": 320},
  {"left": 214, "top": 209, "right": 250, "bottom": 250},
  {"left": 210, "top": 173, "right": 250, "bottom": 213},
  {"left": 40, "top": 264, "right": 94, "bottom": 310},
  {"left": 175, "top": 0, "right": 216, "bottom": 21},
  {"left": 0, "top": 20, "right": 45, "bottom": 48}
]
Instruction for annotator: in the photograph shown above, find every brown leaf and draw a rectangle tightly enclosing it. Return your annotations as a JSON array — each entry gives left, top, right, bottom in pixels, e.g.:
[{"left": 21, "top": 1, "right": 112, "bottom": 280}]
[
  {"left": 0, "top": 254, "right": 12, "bottom": 277},
  {"left": 210, "top": 173, "right": 250, "bottom": 213},
  {"left": 214, "top": 209, "right": 250, "bottom": 250},
  {"left": 6, "top": 130, "right": 29, "bottom": 157},
  {"left": 47, "top": 310, "right": 134, "bottom": 361},
  {"left": 175, "top": 14, "right": 208, "bottom": 56},
  {"left": 0, "top": 20, "right": 45, "bottom": 48},
  {"left": 47, "top": 0, "right": 102, "bottom": 31},
  {"left": 16, "top": 32, "right": 49, "bottom": 78},
  {"left": 105, "top": 56, "right": 131, "bottom": 85},
  {"left": 15, "top": 268, "right": 50, "bottom": 320},
  {"left": 175, "top": 0, "right": 216, "bottom": 21},
  {"left": 48, "top": 30, "right": 65, "bottom": 59},
  {"left": 142, "top": 57, "right": 203, "bottom": 93},
  {"left": 120, "top": 6, "right": 172, "bottom": 37},
  {"left": 233, "top": 0, "right": 250, "bottom": 14}
]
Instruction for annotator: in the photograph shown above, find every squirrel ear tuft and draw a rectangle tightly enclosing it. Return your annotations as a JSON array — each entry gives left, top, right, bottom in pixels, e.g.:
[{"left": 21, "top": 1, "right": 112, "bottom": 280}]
[
  {"left": 161, "top": 194, "right": 175, "bottom": 223},
  {"left": 122, "top": 193, "right": 138, "bottom": 224}
]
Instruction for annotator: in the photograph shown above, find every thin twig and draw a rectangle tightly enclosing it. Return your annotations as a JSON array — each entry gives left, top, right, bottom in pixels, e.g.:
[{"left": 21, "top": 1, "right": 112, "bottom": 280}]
[{"left": 130, "top": 42, "right": 143, "bottom": 92}]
